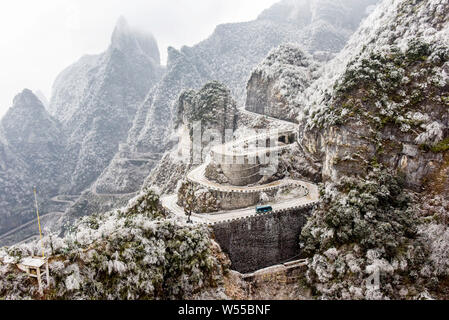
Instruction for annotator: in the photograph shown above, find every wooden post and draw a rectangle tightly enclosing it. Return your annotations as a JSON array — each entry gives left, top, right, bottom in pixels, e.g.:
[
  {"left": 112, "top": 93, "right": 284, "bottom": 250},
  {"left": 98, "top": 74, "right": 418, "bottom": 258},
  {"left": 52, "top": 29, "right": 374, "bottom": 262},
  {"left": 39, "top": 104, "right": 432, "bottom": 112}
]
[
  {"left": 46, "top": 260, "right": 50, "bottom": 286},
  {"left": 33, "top": 188, "right": 45, "bottom": 259},
  {"left": 36, "top": 266, "right": 43, "bottom": 296}
]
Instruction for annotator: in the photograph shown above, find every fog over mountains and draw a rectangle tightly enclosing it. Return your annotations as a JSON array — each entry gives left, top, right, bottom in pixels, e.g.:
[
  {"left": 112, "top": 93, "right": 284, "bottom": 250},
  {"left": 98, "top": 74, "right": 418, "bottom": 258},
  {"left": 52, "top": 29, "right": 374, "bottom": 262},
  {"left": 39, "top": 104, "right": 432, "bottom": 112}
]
[
  {"left": 0, "top": 0, "right": 378, "bottom": 245},
  {"left": 0, "top": 89, "right": 64, "bottom": 236},
  {"left": 72, "top": 0, "right": 379, "bottom": 223},
  {"left": 1, "top": 0, "right": 449, "bottom": 301}
]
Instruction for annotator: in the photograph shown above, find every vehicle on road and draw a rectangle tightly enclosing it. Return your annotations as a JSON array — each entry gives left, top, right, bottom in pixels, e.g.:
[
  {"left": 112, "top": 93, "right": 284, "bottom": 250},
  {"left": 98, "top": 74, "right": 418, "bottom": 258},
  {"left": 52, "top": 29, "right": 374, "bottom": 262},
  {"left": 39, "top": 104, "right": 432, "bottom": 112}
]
[{"left": 256, "top": 205, "right": 273, "bottom": 214}]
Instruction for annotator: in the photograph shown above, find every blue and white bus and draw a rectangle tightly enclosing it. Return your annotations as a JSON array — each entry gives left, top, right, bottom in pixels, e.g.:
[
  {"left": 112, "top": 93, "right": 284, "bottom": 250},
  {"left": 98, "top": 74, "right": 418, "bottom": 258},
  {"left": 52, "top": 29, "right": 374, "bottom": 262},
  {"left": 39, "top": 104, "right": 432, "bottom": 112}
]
[{"left": 256, "top": 205, "right": 273, "bottom": 214}]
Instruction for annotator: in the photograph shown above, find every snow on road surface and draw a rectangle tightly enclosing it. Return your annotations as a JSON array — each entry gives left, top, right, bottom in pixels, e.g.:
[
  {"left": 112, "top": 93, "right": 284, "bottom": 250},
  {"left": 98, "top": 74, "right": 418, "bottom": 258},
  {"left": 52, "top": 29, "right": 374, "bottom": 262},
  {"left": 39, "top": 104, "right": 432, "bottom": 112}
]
[
  {"left": 162, "top": 107, "right": 320, "bottom": 224},
  {"left": 161, "top": 180, "right": 319, "bottom": 225}
]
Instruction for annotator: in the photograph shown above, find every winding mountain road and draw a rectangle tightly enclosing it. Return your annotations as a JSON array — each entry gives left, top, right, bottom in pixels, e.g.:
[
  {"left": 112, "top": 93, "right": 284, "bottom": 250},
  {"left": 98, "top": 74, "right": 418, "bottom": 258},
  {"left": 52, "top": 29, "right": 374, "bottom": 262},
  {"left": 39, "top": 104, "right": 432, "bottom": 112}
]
[
  {"left": 50, "top": 195, "right": 78, "bottom": 206},
  {"left": 0, "top": 195, "right": 79, "bottom": 245},
  {"left": 187, "top": 161, "right": 312, "bottom": 194},
  {"left": 0, "top": 212, "right": 64, "bottom": 243},
  {"left": 162, "top": 107, "right": 320, "bottom": 223},
  {"left": 161, "top": 179, "right": 319, "bottom": 225},
  {"left": 90, "top": 152, "right": 163, "bottom": 197},
  {"left": 238, "top": 107, "right": 298, "bottom": 130}
]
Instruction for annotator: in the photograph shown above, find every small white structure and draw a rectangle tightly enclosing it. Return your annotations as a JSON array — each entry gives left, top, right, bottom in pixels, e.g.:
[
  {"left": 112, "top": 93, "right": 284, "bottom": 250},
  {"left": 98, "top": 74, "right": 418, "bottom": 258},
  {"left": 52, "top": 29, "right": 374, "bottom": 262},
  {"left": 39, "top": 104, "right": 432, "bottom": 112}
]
[{"left": 17, "top": 257, "right": 50, "bottom": 296}]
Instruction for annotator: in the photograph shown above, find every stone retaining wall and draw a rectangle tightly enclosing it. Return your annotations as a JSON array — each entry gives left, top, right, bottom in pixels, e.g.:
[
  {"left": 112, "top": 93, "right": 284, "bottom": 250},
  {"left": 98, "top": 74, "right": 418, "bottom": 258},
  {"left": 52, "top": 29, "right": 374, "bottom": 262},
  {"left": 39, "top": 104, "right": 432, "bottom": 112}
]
[
  {"left": 211, "top": 204, "right": 316, "bottom": 273},
  {"left": 187, "top": 178, "right": 309, "bottom": 212},
  {"left": 210, "top": 130, "right": 297, "bottom": 186},
  {"left": 216, "top": 191, "right": 262, "bottom": 211},
  {"left": 220, "top": 160, "right": 262, "bottom": 186}
]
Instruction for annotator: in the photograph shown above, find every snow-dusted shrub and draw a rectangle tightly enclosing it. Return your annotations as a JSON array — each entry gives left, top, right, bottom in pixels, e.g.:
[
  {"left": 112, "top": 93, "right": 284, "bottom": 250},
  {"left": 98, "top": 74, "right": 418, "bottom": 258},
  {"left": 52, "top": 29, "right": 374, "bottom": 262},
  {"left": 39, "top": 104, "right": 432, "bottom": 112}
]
[
  {"left": 416, "top": 194, "right": 449, "bottom": 281},
  {"left": 247, "top": 43, "right": 319, "bottom": 122},
  {"left": 308, "top": 39, "right": 449, "bottom": 134},
  {"left": 415, "top": 121, "right": 446, "bottom": 146},
  {"left": 300, "top": 169, "right": 429, "bottom": 299},
  {"left": 259, "top": 192, "right": 270, "bottom": 204},
  {"left": 177, "top": 180, "right": 218, "bottom": 214},
  {"left": 0, "top": 189, "right": 228, "bottom": 300},
  {"left": 420, "top": 224, "right": 449, "bottom": 277},
  {"left": 302, "top": 169, "right": 416, "bottom": 255}
]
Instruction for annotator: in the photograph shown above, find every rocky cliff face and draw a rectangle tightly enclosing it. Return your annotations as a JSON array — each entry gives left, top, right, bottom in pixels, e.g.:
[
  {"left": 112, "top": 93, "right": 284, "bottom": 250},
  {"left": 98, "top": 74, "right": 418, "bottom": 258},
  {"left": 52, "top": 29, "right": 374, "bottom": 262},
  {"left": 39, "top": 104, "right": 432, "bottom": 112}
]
[
  {"left": 291, "top": 0, "right": 449, "bottom": 299},
  {"left": 300, "top": 0, "right": 449, "bottom": 189},
  {"left": 144, "top": 81, "right": 238, "bottom": 195},
  {"left": 246, "top": 44, "right": 320, "bottom": 122},
  {"left": 49, "top": 17, "right": 164, "bottom": 194},
  {"left": 0, "top": 89, "right": 65, "bottom": 236},
  {"left": 91, "top": 0, "right": 379, "bottom": 209},
  {"left": 257, "top": 0, "right": 379, "bottom": 55},
  {"left": 69, "top": 47, "right": 209, "bottom": 220},
  {"left": 176, "top": 81, "right": 238, "bottom": 146}
]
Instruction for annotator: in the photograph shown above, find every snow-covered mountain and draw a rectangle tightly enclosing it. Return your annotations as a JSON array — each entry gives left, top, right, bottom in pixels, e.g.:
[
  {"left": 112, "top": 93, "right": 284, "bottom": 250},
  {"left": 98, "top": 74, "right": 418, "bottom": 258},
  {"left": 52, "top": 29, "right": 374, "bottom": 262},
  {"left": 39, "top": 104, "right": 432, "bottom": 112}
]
[
  {"left": 290, "top": 0, "right": 448, "bottom": 299},
  {"left": 87, "top": 0, "right": 379, "bottom": 216},
  {"left": 0, "top": 89, "right": 64, "bottom": 236},
  {"left": 49, "top": 17, "right": 164, "bottom": 194},
  {"left": 130, "top": 0, "right": 379, "bottom": 154},
  {"left": 246, "top": 43, "right": 320, "bottom": 122},
  {"left": 144, "top": 81, "right": 238, "bottom": 195},
  {"left": 0, "top": 0, "right": 380, "bottom": 253},
  {"left": 2, "top": 0, "right": 449, "bottom": 301},
  {"left": 61, "top": 46, "right": 210, "bottom": 222},
  {"left": 0, "top": 18, "right": 164, "bottom": 243}
]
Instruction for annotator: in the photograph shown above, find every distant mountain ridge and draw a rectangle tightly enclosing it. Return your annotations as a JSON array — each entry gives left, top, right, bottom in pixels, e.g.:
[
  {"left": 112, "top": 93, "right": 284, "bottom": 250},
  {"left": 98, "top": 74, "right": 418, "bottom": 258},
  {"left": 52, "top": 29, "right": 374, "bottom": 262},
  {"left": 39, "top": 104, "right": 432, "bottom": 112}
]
[
  {"left": 0, "top": 19, "right": 164, "bottom": 243},
  {"left": 0, "top": 0, "right": 380, "bottom": 244},
  {"left": 67, "top": 0, "right": 379, "bottom": 224},
  {"left": 0, "top": 89, "right": 64, "bottom": 236},
  {"left": 49, "top": 17, "right": 164, "bottom": 194},
  {"left": 2, "top": 0, "right": 449, "bottom": 300}
]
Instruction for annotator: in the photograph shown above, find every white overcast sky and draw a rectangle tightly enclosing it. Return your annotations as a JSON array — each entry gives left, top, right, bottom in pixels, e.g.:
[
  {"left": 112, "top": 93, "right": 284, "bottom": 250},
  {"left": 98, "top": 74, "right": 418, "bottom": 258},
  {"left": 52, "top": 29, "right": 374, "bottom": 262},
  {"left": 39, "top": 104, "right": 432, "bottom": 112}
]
[{"left": 0, "top": 0, "right": 278, "bottom": 118}]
